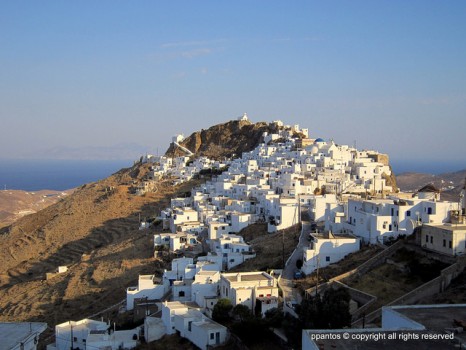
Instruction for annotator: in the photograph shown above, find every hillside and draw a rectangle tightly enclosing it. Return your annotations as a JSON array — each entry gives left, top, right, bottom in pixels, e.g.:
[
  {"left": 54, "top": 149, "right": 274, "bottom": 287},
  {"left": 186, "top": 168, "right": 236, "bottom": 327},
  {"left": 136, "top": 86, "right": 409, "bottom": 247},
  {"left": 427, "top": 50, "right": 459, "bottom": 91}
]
[
  {"left": 165, "top": 119, "right": 289, "bottom": 159},
  {"left": 0, "top": 118, "right": 407, "bottom": 347},
  {"left": 0, "top": 119, "right": 279, "bottom": 336},
  {"left": 0, "top": 189, "right": 72, "bottom": 229},
  {"left": 0, "top": 163, "right": 175, "bottom": 327},
  {"left": 396, "top": 168, "right": 466, "bottom": 201}
]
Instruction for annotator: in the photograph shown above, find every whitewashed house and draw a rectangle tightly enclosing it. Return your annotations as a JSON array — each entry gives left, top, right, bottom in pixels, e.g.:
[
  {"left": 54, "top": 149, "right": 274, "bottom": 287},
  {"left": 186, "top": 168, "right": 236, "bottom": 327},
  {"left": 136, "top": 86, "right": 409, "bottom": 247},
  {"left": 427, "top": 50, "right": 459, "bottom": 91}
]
[
  {"left": 170, "top": 207, "right": 199, "bottom": 233},
  {"left": 53, "top": 319, "right": 108, "bottom": 350},
  {"left": 191, "top": 270, "right": 221, "bottom": 307},
  {"left": 345, "top": 197, "right": 459, "bottom": 244},
  {"left": 126, "top": 275, "right": 164, "bottom": 311},
  {"left": 421, "top": 223, "right": 466, "bottom": 256},
  {"left": 267, "top": 197, "right": 300, "bottom": 232},
  {"left": 308, "top": 194, "right": 339, "bottom": 222},
  {"left": 211, "top": 234, "right": 256, "bottom": 270},
  {"left": 219, "top": 271, "right": 279, "bottom": 313},
  {"left": 301, "top": 232, "right": 360, "bottom": 275},
  {"left": 161, "top": 301, "right": 228, "bottom": 349}
]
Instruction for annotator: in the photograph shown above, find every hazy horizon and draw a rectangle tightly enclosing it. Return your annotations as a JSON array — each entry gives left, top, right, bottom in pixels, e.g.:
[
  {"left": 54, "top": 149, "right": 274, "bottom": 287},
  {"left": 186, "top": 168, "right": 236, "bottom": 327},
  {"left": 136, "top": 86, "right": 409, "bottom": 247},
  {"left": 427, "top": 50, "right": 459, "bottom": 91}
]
[{"left": 1, "top": 1, "right": 465, "bottom": 163}]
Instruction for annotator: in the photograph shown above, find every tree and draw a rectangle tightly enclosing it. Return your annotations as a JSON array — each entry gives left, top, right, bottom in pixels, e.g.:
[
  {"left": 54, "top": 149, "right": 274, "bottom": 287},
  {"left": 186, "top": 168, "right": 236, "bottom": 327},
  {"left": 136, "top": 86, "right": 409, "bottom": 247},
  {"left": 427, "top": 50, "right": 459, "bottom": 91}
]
[
  {"left": 298, "top": 287, "right": 351, "bottom": 329},
  {"left": 232, "top": 304, "right": 252, "bottom": 321},
  {"left": 212, "top": 298, "right": 233, "bottom": 323},
  {"left": 264, "top": 307, "right": 283, "bottom": 328}
]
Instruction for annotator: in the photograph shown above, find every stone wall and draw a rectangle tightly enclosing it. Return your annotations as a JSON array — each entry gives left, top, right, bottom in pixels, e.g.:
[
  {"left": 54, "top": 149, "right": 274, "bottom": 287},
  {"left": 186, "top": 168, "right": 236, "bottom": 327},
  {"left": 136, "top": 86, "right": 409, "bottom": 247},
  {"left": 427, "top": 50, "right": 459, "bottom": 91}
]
[{"left": 352, "top": 255, "right": 466, "bottom": 327}]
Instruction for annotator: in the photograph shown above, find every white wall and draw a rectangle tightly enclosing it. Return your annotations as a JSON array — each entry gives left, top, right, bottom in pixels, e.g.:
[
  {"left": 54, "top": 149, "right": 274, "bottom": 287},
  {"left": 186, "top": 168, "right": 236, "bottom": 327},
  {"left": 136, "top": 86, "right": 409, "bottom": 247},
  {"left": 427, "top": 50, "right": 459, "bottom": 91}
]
[{"left": 302, "top": 236, "right": 360, "bottom": 275}]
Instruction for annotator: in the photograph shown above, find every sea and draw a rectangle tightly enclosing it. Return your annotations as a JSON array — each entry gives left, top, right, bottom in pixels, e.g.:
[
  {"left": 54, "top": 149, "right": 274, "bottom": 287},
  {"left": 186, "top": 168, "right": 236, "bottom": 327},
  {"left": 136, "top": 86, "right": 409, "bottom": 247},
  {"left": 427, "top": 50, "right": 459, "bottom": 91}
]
[
  {"left": 0, "top": 159, "right": 134, "bottom": 191},
  {"left": 390, "top": 159, "right": 466, "bottom": 176},
  {"left": 0, "top": 158, "right": 464, "bottom": 192}
]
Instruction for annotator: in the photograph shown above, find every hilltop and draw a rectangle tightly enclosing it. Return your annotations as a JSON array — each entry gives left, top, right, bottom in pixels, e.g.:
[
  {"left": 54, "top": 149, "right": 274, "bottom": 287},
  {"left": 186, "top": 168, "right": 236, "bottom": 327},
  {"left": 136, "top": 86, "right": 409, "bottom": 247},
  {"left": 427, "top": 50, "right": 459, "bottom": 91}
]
[{"left": 164, "top": 118, "right": 298, "bottom": 159}]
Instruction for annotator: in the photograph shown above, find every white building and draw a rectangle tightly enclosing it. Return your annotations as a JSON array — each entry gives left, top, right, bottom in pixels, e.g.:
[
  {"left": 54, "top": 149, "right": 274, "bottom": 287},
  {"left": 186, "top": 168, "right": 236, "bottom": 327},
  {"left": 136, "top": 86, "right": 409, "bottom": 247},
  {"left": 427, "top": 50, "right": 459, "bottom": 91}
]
[
  {"left": 302, "top": 232, "right": 360, "bottom": 275},
  {"left": 308, "top": 194, "right": 339, "bottom": 222},
  {"left": 1, "top": 322, "right": 47, "bottom": 350},
  {"left": 54, "top": 319, "right": 109, "bottom": 350},
  {"left": 211, "top": 234, "right": 256, "bottom": 270},
  {"left": 267, "top": 197, "right": 300, "bottom": 232},
  {"left": 421, "top": 223, "right": 466, "bottom": 256},
  {"left": 126, "top": 275, "right": 164, "bottom": 311},
  {"left": 161, "top": 301, "right": 227, "bottom": 349},
  {"left": 344, "top": 197, "right": 459, "bottom": 244},
  {"left": 219, "top": 271, "right": 279, "bottom": 312},
  {"left": 170, "top": 207, "right": 199, "bottom": 233}
]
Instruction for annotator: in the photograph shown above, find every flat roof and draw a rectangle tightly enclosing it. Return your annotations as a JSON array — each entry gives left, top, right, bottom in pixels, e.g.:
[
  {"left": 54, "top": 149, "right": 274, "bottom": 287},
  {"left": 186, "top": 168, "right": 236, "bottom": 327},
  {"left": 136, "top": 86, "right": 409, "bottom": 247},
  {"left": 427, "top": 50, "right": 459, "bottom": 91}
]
[
  {"left": 394, "top": 305, "right": 466, "bottom": 335},
  {"left": 0, "top": 322, "right": 47, "bottom": 350},
  {"left": 312, "top": 232, "right": 356, "bottom": 240},
  {"left": 193, "top": 319, "right": 226, "bottom": 330},
  {"left": 424, "top": 223, "right": 466, "bottom": 231},
  {"left": 224, "top": 272, "right": 270, "bottom": 282}
]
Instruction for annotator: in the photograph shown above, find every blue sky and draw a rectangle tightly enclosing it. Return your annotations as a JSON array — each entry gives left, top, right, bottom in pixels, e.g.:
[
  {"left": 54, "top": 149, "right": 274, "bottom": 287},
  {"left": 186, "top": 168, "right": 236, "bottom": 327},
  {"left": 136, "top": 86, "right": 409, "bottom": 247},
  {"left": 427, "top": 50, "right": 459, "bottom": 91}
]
[{"left": 1, "top": 1, "right": 465, "bottom": 165}]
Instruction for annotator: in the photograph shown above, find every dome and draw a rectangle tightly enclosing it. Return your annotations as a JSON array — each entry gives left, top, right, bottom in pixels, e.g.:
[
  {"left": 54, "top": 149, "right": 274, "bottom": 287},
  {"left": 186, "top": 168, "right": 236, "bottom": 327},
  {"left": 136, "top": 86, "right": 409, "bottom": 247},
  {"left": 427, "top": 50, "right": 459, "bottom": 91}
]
[{"left": 315, "top": 138, "right": 325, "bottom": 143}]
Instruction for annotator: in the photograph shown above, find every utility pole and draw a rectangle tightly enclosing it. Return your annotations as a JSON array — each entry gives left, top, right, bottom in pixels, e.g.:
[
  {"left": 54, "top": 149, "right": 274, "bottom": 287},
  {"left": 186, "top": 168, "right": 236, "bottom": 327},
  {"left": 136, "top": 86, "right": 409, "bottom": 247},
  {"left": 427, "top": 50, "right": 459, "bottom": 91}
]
[
  {"left": 70, "top": 322, "right": 73, "bottom": 350},
  {"left": 282, "top": 227, "right": 285, "bottom": 269}
]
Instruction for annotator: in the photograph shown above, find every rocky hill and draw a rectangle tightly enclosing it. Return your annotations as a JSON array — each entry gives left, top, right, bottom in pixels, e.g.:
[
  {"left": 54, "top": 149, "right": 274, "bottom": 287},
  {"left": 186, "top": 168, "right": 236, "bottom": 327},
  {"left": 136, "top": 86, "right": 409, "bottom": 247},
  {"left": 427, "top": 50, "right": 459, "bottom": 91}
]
[
  {"left": 0, "top": 189, "right": 72, "bottom": 229},
  {"left": 164, "top": 119, "right": 289, "bottom": 159},
  {"left": 0, "top": 162, "right": 203, "bottom": 343},
  {"left": 396, "top": 169, "right": 466, "bottom": 201},
  {"left": 0, "top": 119, "right": 404, "bottom": 346},
  {"left": 0, "top": 119, "right": 285, "bottom": 343}
]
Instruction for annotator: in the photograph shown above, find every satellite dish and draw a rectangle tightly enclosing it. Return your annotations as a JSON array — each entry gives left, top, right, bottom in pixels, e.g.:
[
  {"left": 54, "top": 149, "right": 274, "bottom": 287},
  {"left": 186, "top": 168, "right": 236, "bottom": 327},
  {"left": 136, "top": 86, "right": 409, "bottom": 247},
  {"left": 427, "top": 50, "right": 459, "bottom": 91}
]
[{"left": 406, "top": 219, "right": 416, "bottom": 233}]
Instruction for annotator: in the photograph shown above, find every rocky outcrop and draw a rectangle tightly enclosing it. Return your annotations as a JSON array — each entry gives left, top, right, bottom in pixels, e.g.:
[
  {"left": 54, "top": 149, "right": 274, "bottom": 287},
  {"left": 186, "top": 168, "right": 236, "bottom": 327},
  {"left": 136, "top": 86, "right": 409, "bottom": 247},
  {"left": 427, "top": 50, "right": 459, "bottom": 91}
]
[{"left": 165, "top": 119, "right": 283, "bottom": 159}]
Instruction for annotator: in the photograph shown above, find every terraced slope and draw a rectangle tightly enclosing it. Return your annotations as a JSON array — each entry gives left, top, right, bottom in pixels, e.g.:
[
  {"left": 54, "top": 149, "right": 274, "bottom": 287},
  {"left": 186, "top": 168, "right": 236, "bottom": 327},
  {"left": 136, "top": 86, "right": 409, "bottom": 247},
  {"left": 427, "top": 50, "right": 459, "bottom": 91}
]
[{"left": 0, "top": 163, "right": 199, "bottom": 330}]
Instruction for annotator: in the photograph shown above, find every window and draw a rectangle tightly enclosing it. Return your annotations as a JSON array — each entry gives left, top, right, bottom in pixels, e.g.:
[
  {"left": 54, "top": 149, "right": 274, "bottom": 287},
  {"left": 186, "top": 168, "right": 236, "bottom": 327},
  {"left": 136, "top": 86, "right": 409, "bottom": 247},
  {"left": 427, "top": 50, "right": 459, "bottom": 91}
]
[
  {"left": 449, "top": 241, "right": 452, "bottom": 249},
  {"left": 426, "top": 235, "right": 429, "bottom": 243},
  {"left": 188, "top": 321, "right": 192, "bottom": 332},
  {"left": 407, "top": 210, "right": 411, "bottom": 217},
  {"left": 210, "top": 333, "right": 215, "bottom": 340},
  {"left": 389, "top": 225, "right": 392, "bottom": 231},
  {"left": 430, "top": 236, "right": 433, "bottom": 244},
  {"left": 179, "top": 291, "right": 185, "bottom": 297},
  {"left": 443, "top": 239, "right": 446, "bottom": 247},
  {"left": 326, "top": 256, "right": 330, "bottom": 262}
]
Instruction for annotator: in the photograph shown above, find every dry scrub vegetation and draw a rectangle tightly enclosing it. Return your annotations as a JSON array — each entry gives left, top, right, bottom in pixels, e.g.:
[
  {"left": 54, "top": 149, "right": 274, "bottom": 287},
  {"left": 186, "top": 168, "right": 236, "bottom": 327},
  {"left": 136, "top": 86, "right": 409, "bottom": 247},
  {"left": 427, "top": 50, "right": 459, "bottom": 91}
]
[{"left": 0, "top": 163, "right": 203, "bottom": 341}]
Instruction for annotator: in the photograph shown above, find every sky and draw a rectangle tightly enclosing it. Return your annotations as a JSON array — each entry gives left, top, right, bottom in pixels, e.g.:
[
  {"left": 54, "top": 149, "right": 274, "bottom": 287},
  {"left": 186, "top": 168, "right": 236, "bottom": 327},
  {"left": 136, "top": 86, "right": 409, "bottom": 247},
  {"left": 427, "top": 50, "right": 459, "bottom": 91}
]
[{"left": 1, "top": 1, "right": 465, "bottom": 165}]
